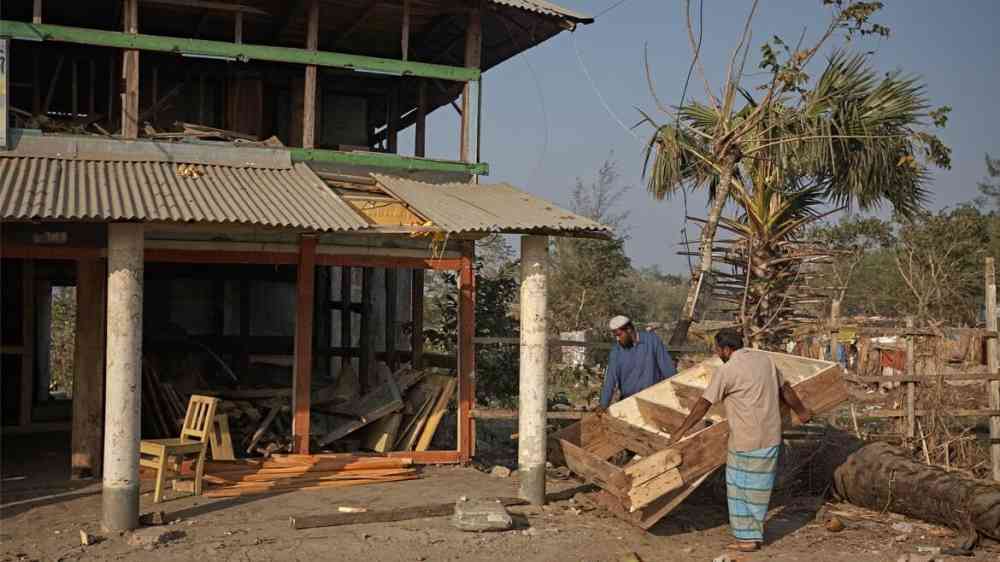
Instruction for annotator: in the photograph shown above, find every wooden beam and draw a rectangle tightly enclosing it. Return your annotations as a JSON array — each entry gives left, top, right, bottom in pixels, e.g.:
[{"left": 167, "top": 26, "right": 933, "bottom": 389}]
[
  {"left": 139, "top": 0, "right": 270, "bottom": 15},
  {"left": 32, "top": 50, "right": 41, "bottom": 114},
  {"left": 302, "top": 0, "right": 319, "bottom": 149},
  {"left": 19, "top": 260, "right": 35, "bottom": 426},
  {"left": 459, "top": 7, "right": 481, "bottom": 163},
  {"left": 341, "top": 266, "right": 353, "bottom": 362},
  {"left": 71, "top": 59, "right": 79, "bottom": 116},
  {"left": 234, "top": 11, "right": 243, "bottom": 44},
  {"left": 457, "top": 242, "right": 475, "bottom": 461},
  {"left": 316, "top": 254, "right": 464, "bottom": 271},
  {"left": 122, "top": 0, "right": 139, "bottom": 138},
  {"left": 88, "top": 59, "right": 96, "bottom": 116},
  {"left": 315, "top": 266, "right": 331, "bottom": 378},
  {"left": 292, "top": 235, "right": 318, "bottom": 455},
  {"left": 414, "top": 80, "right": 427, "bottom": 157},
  {"left": 987, "top": 256, "right": 1000, "bottom": 481},
  {"left": 411, "top": 269, "right": 424, "bottom": 368},
  {"left": 42, "top": 55, "right": 65, "bottom": 115},
  {"left": 387, "top": 87, "right": 399, "bottom": 154},
  {"left": 33, "top": 0, "right": 43, "bottom": 23},
  {"left": 71, "top": 259, "right": 106, "bottom": 479}
]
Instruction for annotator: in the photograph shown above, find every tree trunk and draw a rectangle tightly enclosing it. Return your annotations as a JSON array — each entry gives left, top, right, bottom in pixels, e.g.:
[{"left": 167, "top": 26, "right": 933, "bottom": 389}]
[
  {"left": 831, "top": 441, "right": 1000, "bottom": 548},
  {"left": 669, "top": 161, "right": 736, "bottom": 350}
]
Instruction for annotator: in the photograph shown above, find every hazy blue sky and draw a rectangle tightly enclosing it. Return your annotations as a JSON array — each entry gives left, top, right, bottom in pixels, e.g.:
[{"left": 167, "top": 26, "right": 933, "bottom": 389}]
[{"left": 406, "top": 1, "right": 1000, "bottom": 273}]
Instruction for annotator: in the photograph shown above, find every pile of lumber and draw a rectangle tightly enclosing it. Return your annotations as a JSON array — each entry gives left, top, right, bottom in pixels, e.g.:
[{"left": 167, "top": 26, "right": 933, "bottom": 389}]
[
  {"left": 190, "top": 454, "right": 419, "bottom": 498},
  {"left": 141, "top": 365, "right": 189, "bottom": 438},
  {"left": 168, "top": 365, "right": 457, "bottom": 458}
]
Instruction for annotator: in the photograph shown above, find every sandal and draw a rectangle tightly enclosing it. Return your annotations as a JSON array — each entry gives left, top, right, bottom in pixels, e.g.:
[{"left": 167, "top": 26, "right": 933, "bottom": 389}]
[{"left": 726, "top": 541, "right": 761, "bottom": 552}]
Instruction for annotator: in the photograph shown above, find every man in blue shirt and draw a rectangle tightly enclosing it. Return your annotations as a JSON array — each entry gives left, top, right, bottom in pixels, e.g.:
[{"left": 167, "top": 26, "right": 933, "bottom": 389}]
[{"left": 597, "top": 315, "right": 677, "bottom": 411}]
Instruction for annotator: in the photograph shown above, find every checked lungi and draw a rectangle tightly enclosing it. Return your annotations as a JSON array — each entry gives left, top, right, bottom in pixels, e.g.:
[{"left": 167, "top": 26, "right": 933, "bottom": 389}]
[{"left": 725, "top": 445, "right": 780, "bottom": 542}]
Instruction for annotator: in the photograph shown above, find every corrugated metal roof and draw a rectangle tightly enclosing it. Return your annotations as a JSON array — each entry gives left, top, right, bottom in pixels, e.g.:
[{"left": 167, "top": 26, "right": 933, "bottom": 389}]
[
  {"left": 0, "top": 134, "right": 368, "bottom": 232},
  {"left": 490, "top": 0, "right": 594, "bottom": 23},
  {"left": 372, "top": 174, "right": 611, "bottom": 236}
]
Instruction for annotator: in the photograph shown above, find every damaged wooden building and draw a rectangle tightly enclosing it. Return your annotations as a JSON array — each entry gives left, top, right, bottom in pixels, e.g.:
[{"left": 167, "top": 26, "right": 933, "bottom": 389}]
[{"left": 0, "top": 0, "right": 604, "bottom": 529}]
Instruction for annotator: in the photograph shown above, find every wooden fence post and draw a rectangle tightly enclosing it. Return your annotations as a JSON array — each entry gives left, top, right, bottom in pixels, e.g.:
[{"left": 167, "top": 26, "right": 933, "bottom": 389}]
[
  {"left": 905, "top": 316, "right": 916, "bottom": 442},
  {"left": 985, "top": 257, "right": 1000, "bottom": 481}
]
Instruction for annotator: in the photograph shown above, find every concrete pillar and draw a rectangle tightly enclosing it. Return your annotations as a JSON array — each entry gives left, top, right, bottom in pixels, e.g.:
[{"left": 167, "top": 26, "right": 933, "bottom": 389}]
[
  {"left": 518, "top": 235, "right": 549, "bottom": 505},
  {"left": 102, "top": 223, "right": 144, "bottom": 532}
]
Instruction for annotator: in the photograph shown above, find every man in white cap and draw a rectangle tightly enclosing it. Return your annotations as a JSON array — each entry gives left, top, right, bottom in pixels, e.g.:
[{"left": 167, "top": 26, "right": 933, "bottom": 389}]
[{"left": 596, "top": 315, "right": 677, "bottom": 411}]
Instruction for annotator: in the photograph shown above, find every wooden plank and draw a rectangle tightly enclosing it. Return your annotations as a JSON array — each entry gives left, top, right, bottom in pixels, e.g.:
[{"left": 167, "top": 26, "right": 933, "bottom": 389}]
[
  {"left": 246, "top": 401, "right": 287, "bottom": 453},
  {"left": 622, "top": 448, "right": 681, "bottom": 489},
  {"left": 628, "top": 467, "right": 683, "bottom": 511},
  {"left": 987, "top": 257, "right": 1000, "bottom": 482},
  {"left": 290, "top": 497, "right": 530, "bottom": 530},
  {"left": 459, "top": 7, "right": 481, "bottom": 163},
  {"left": 470, "top": 409, "right": 589, "bottom": 420},
  {"left": 361, "top": 413, "right": 402, "bottom": 453},
  {"left": 401, "top": 0, "right": 410, "bottom": 60},
  {"left": 70, "top": 260, "right": 107, "bottom": 479},
  {"left": 122, "top": 0, "right": 139, "bottom": 138},
  {"left": 415, "top": 376, "right": 456, "bottom": 451},
  {"left": 846, "top": 374, "right": 1000, "bottom": 383},
  {"left": 19, "top": 260, "right": 34, "bottom": 427},
  {"left": 396, "top": 384, "right": 439, "bottom": 451},
  {"left": 599, "top": 414, "right": 672, "bottom": 457},
  {"left": 302, "top": 0, "right": 319, "bottom": 149},
  {"left": 633, "top": 397, "right": 688, "bottom": 434},
  {"left": 457, "top": 242, "right": 475, "bottom": 461},
  {"left": 318, "top": 376, "right": 403, "bottom": 446},
  {"left": 33, "top": 0, "right": 43, "bottom": 23},
  {"left": 210, "top": 414, "right": 236, "bottom": 461},
  {"left": 558, "top": 438, "right": 629, "bottom": 500},
  {"left": 293, "top": 235, "right": 318, "bottom": 454},
  {"left": 633, "top": 470, "right": 715, "bottom": 529}
]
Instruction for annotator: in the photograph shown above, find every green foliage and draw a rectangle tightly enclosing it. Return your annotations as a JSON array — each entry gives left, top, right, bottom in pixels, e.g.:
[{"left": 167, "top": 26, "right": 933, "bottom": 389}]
[
  {"left": 976, "top": 154, "right": 1000, "bottom": 210},
  {"left": 50, "top": 287, "right": 76, "bottom": 397}
]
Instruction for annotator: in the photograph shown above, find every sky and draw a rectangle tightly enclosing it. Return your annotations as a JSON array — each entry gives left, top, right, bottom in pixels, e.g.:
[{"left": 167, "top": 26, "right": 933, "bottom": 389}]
[{"left": 404, "top": 0, "right": 1000, "bottom": 273}]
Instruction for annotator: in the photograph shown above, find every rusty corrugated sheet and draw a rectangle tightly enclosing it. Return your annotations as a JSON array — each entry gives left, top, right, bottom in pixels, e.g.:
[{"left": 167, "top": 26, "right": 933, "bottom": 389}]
[
  {"left": 0, "top": 134, "right": 368, "bottom": 232},
  {"left": 372, "top": 174, "right": 611, "bottom": 236},
  {"left": 490, "top": 0, "right": 594, "bottom": 22}
]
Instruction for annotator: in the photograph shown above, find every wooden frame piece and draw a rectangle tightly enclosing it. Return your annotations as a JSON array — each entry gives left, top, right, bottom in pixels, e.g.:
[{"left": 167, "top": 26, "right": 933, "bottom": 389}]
[
  {"left": 457, "top": 242, "right": 475, "bottom": 461},
  {"left": 292, "top": 235, "right": 318, "bottom": 454}
]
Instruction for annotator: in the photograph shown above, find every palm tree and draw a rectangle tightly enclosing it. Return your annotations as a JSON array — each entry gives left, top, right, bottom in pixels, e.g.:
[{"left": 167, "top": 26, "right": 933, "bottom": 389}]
[{"left": 645, "top": 46, "right": 951, "bottom": 347}]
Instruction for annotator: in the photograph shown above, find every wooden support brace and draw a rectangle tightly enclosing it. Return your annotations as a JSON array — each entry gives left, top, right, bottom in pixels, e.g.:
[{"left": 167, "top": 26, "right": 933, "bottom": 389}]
[
  {"left": 292, "top": 235, "right": 318, "bottom": 454},
  {"left": 302, "top": 0, "right": 319, "bottom": 149}
]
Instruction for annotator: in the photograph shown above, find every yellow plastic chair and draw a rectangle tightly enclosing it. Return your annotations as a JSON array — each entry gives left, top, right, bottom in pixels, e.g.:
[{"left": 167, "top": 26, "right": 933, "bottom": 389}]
[{"left": 140, "top": 394, "right": 219, "bottom": 503}]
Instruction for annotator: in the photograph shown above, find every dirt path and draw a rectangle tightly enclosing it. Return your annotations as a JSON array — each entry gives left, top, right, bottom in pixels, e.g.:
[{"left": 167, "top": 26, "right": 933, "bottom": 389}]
[{"left": 2, "top": 466, "right": 999, "bottom": 562}]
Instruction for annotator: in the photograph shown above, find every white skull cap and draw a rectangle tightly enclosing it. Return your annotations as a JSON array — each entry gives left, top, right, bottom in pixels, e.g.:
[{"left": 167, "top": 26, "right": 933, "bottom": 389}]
[{"left": 609, "top": 315, "right": 631, "bottom": 331}]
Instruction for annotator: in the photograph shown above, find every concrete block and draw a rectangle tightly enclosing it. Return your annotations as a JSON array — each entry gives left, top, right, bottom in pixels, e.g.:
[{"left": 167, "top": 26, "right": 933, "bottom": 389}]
[{"left": 451, "top": 498, "right": 513, "bottom": 532}]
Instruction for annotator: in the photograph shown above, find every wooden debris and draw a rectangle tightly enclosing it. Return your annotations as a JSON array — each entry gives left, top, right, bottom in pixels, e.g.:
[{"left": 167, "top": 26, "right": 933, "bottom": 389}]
[
  {"left": 290, "top": 497, "right": 528, "bottom": 530},
  {"left": 318, "top": 376, "right": 403, "bottom": 446},
  {"left": 362, "top": 413, "right": 403, "bottom": 453}
]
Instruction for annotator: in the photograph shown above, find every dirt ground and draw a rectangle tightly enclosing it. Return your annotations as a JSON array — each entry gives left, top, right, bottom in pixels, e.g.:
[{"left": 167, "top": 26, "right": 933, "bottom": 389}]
[{"left": 3, "top": 433, "right": 1000, "bottom": 562}]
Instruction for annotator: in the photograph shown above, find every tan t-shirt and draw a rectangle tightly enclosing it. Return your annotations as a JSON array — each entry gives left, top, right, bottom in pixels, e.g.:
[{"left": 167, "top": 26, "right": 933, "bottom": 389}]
[{"left": 701, "top": 348, "right": 784, "bottom": 452}]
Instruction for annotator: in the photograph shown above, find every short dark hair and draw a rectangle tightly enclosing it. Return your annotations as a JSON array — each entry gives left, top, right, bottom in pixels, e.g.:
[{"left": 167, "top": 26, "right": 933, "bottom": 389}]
[{"left": 715, "top": 328, "right": 744, "bottom": 351}]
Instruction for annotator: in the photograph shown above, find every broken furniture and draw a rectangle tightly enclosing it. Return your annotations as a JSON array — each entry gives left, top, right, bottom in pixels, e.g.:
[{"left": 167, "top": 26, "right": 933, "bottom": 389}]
[
  {"left": 550, "top": 351, "right": 848, "bottom": 529},
  {"left": 139, "top": 394, "right": 220, "bottom": 503}
]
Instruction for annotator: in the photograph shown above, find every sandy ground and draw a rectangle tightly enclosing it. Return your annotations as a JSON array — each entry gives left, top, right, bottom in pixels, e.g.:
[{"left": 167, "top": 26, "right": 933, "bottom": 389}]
[{"left": 3, "top": 439, "right": 999, "bottom": 562}]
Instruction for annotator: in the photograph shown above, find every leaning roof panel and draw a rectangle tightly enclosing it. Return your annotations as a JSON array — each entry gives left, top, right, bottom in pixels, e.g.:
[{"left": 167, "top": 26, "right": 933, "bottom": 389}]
[
  {"left": 372, "top": 174, "right": 611, "bottom": 236},
  {"left": 0, "top": 133, "right": 369, "bottom": 232}
]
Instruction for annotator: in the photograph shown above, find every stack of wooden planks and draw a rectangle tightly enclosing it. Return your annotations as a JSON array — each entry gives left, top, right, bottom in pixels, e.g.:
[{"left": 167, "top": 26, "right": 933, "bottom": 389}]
[{"left": 195, "top": 454, "right": 419, "bottom": 498}]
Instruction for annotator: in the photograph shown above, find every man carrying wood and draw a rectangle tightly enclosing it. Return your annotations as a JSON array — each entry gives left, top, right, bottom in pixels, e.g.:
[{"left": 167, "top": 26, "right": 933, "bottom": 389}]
[
  {"left": 596, "top": 315, "right": 677, "bottom": 412},
  {"left": 668, "top": 328, "right": 813, "bottom": 553}
]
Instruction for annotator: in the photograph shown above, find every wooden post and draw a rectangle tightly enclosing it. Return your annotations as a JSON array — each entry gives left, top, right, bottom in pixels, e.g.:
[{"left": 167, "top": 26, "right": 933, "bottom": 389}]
[
  {"left": 89, "top": 59, "right": 96, "bottom": 116},
  {"left": 457, "top": 242, "right": 476, "bottom": 461},
  {"left": 385, "top": 268, "right": 398, "bottom": 370},
  {"left": 341, "top": 266, "right": 353, "bottom": 360},
  {"left": 315, "top": 266, "right": 331, "bottom": 379},
  {"left": 121, "top": 0, "right": 139, "bottom": 138},
  {"left": 829, "top": 299, "right": 840, "bottom": 363},
  {"left": 33, "top": 0, "right": 43, "bottom": 23},
  {"left": 19, "top": 261, "right": 35, "bottom": 427},
  {"left": 387, "top": 87, "right": 399, "bottom": 154},
  {"left": 72, "top": 259, "right": 107, "bottom": 480},
  {"left": 518, "top": 235, "right": 549, "bottom": 504},
  {"left": 0, "top": 38, "right": 9, "bottom": 150},
  {"left": 33, "top": 49, "right": 41, "bottom": 115},
  {"left": 235, "top": 11, "right": 244, "bottom": 44},
  {"left": 360, "top": 267, "right": 375, "bottom": 393},
  {"left": 459, "top": 7, "right": 481, "bottom": 163},
  {"left": 302, "top": 0, "right": 319, "bottom": 149},
  {"left": 411, "top": 269, "right": 424, "bottom": 368},
  {"left": 905, "top": 316, "right": 916, "bottom": 442},
  {"left": 292, "top": 235, "right": 318, "bottom": 455},
  {"left": 415, "top": 80, "right": 427, "bottom": 157},
  {"left": 401, "top": 0, "right": 411, "bottom": 60},
  {"left": 107, "top": 53, "right": 115, "bottom": 126},
  {"left": 150, "top": 66, "right": 157, "bottom": 124},
  {"left": 71, "top": 59, "right": 79, "bottom": 116},
  {"left": 986, "top": 257, "right": 1000, "bottom": 481}
]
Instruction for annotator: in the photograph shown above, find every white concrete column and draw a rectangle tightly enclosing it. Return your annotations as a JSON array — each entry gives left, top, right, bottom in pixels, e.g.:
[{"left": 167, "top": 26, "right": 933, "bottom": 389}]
[
  {"left": 518, "top": 235, "right": 549, "bottom": 505},
  {"left": 102, "top": 223, "right": 144, "bottom": 532}
]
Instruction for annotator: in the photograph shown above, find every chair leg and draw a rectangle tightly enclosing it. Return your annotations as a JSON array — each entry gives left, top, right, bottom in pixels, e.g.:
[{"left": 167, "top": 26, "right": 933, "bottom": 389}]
[
  {"left": 153, "top": 452, "right": 169, "bottom": 503},
  {"left": 193, "top": 446, "right": 208, "bottom": 497}
]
